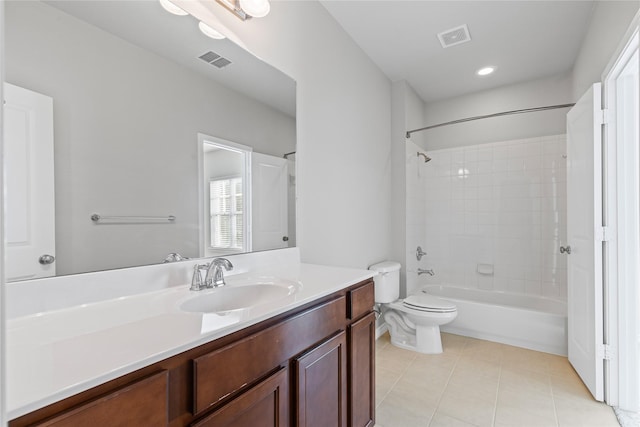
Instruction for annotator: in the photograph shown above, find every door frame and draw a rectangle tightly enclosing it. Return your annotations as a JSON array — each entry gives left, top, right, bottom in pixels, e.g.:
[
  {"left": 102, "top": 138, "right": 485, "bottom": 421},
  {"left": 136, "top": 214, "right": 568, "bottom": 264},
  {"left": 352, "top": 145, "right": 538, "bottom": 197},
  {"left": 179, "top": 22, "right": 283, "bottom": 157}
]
[{"left": 601, "top": 13, "right": 640, "bottom": 410}]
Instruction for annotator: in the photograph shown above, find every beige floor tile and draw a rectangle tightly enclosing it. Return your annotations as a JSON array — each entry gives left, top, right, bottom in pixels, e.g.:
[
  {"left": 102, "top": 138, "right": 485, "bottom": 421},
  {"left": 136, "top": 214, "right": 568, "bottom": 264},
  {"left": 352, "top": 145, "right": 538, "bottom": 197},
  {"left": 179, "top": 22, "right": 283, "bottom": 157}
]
[
  {"left": 502, "top": 346, "right": 554, "bottom": 374},
  {"left": 494, "top": 404, "right": 558, "bottom": 427},
  {"left": 550, "top": 373, "right": 594, "bottom": 402},
  {"left": 437, "top": 392, "right": 496, "bottom": 427},
  {"left": 500, "top": 366, "right": 553, "bottom": 396},
  {"left": 461, "top": 338, "right": 506, "bottom": 364},
  {"left": 375, "top": 402, "right": 431, "bottom": 427},
  {"left": 378, "top": 341, "right": 419, "bottom": 364},
  {"left": 413, "top": 350, "right": 461, "bottom": 369},
  {"left": 441, "top": 333, "right": 469, "bottom": 353},
  {"left": 377, "top": 332, "right": 391, "bottom": 351},
  {"left": 496, "top": 387, "right": 557, "bottom": 424},
  {"left": 376, "top": 366, "right": 401, "bottom": 407},
  {"left": 454, "top": 357, "right": 501, "bottom": 381},
  {"left": 393, "top": 375, "right": 446, "bottom": 407},
  {"left": 374, "top": 334, "right": 620, "bottom": 427},
  {"left": 554, "top": 395, "right": 619, "bottom": 427},
  {"left": 429, "top": 412, "right": 479, "bottom": 427},
  {"left": 376, "top": 385, "right": 437, "bottom": 426},
  {"left": 408, "top": 356, "right": 457, "bottom": 379},
  {"left": 445, "top": 378, "right": 499, "bottom": 405},
  {"left": 545, "top": 354, "right": 575, "bottom": 378},
  {"left": 377, "top": 351, "right": 410, "bottom": 375},
  {"left": 400, "top": 364, "right": 452, "bottom": 391}
]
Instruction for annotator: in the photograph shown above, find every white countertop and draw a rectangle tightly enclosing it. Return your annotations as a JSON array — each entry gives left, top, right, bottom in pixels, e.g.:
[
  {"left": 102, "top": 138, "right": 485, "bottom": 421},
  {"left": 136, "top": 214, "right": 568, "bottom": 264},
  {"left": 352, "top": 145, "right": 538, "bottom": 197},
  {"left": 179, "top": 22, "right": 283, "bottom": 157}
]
[{"left": 6, "top": 255, "right": 374, "bottom": 420}]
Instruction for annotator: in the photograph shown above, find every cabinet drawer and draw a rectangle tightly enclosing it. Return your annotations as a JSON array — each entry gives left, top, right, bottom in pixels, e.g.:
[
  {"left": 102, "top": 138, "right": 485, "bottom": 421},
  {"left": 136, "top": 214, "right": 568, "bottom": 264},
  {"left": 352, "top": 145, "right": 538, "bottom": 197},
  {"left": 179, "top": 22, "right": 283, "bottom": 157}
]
[
  {"left": 348, "top": 281, "right": 374, "bottom": 320},
  {"left": 192, "top": 368, "right": 288, "bottom": 427},
  {"left": 193, "top": 296, "right": 346, "bottom": 414},
  {"left": 36, "top": 371, "right": 168, "bottom": 427}
]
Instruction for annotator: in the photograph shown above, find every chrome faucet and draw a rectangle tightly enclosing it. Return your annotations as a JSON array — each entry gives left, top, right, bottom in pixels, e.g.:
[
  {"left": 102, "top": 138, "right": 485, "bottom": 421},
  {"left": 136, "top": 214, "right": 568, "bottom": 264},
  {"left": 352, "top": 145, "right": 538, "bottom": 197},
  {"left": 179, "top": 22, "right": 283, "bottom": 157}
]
[
  {"left": 205, "top": 258, "right": 233, "bottom": 287},
  {"left": 417, "top": 268, "right": 435, "bottom": 276},
  {"left": 190, "top": 258, "right": 234, "bottom": 291}
]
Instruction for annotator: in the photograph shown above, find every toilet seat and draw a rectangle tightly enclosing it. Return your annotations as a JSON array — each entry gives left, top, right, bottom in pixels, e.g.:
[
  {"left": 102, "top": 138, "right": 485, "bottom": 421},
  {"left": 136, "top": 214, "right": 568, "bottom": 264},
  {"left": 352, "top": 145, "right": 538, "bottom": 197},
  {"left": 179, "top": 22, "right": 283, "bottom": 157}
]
[{"left": 402, "top": 294, "right": 456, "bottom": 313}]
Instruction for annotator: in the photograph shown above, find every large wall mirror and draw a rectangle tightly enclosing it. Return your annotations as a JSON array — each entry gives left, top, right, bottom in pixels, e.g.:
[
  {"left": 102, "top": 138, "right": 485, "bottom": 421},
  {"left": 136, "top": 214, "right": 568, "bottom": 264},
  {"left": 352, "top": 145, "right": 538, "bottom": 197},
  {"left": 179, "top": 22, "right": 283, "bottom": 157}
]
[{"left": 3, "top": 0, "right": 296, "bottom": 281}]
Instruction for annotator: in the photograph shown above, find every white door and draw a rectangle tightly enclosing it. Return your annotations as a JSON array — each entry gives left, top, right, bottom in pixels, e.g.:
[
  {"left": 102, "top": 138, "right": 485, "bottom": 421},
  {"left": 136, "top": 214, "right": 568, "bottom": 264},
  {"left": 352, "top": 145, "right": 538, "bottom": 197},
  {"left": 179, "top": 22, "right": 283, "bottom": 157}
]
[
  {"left": 3, "top": 83, "right": 56, "bottom": 281},
  {"left": 566, "top": 83, "right": 604, "bottom": 401},
  {"left": 251, "top": 152, "right": 288, "bottom": 251}
]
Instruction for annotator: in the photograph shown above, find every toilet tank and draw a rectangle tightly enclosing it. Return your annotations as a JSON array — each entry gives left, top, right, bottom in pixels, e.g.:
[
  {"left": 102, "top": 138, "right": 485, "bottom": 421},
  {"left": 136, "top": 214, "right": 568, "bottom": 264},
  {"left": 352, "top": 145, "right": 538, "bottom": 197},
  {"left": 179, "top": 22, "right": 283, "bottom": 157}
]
[{"left": 368, "top": 261, "right": 401, "bottom": 303}]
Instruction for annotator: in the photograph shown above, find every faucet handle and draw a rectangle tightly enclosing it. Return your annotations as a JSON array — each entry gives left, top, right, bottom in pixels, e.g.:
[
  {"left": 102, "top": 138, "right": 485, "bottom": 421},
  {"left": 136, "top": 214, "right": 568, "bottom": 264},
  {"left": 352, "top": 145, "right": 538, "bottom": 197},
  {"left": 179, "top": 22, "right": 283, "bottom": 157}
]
[{"left": 190, "top": 263, "right": 207, "bottom": 291}]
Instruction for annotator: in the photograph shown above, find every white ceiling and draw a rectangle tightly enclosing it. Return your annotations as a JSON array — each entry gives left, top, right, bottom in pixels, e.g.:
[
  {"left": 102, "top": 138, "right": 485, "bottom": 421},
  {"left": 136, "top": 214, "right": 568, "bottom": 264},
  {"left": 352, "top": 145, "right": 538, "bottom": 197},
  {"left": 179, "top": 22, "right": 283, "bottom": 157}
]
[{"left": 321, "top": 1, "right": 595, "bottom": 103}]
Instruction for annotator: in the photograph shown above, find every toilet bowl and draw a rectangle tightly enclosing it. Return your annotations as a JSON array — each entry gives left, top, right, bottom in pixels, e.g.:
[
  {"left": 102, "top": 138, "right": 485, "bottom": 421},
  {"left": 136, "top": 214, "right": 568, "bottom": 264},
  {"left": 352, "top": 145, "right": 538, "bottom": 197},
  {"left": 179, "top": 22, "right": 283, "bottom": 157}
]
[
  {"left": 383, "top": 293, "right": 457, "bottom": 353},
  {"left": 369, "top": 261, "right": 457, "bottom": 354}
]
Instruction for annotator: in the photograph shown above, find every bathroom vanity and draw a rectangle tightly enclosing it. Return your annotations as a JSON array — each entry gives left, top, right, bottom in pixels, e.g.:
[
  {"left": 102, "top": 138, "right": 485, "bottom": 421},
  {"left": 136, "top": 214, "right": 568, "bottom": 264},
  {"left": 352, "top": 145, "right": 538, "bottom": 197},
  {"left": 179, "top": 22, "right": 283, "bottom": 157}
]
[{"left": 6, "top": 251, "right": 376, "bottom": 427}]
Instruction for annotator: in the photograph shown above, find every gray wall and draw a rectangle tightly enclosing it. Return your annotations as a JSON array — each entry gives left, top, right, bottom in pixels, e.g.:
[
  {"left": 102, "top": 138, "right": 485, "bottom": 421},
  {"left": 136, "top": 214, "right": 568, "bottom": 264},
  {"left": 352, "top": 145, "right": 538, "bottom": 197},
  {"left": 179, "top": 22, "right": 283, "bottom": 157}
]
[
  {"left": 5, "top": 1, "right": 295, "bottom": 274},
  {"left": 571, "top": 1, "right": 640, "bottom": 100},
  {"left": 421, "top": 73, "right": 573, "bottom": 150},
  {"left": 185, "top": 1, "right": 393, "bottom": 269}
]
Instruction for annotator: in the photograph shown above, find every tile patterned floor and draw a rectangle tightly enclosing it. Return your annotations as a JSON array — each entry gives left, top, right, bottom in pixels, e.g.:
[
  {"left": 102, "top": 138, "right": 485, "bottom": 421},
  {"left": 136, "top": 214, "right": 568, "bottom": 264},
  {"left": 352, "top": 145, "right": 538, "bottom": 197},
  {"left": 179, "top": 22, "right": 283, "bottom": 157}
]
[{"left": 375, "top": 333, "right": 619, "bottom": 427}]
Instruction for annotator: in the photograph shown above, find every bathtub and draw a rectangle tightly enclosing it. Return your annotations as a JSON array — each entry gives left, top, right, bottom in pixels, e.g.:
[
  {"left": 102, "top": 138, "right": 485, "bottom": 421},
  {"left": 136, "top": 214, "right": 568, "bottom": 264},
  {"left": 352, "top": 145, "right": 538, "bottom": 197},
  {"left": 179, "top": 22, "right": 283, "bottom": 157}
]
[{"left": 422, "top": 285, "right": 568, "bottom": 355}]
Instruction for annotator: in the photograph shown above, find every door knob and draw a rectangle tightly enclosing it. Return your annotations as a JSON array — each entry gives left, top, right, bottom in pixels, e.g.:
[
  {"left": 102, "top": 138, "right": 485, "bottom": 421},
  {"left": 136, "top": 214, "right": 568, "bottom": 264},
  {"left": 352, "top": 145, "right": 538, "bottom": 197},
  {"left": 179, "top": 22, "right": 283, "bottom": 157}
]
[
  {"left": 39, "top": 254, "right": 55, "bottom": 265},
  {"left": 559, "top": 246, "right": 572, "bottom": 254}
]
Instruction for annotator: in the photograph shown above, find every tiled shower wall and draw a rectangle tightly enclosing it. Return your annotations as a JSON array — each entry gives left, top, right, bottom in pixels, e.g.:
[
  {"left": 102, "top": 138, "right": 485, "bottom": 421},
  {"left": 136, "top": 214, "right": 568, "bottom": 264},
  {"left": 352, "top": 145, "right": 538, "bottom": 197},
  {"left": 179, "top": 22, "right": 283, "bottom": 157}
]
[{"left": 411, "top": 134, "right": 568, "bottom": 300}]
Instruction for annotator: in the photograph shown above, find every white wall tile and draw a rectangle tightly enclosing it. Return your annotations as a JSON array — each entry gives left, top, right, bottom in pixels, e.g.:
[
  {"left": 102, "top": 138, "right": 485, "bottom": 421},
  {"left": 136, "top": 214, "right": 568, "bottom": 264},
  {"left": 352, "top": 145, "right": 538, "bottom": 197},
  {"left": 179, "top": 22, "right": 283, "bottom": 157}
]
[{"left": 417, "top": 135, "right": 567, "bottom": 300}]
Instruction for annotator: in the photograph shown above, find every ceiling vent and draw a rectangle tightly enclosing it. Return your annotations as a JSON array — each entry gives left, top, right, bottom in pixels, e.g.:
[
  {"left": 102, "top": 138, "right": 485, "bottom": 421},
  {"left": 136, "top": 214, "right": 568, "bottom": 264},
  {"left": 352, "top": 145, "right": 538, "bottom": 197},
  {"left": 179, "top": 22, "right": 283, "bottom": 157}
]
[
  {"left": 437, "top": 24, "right": 471, "bottom": 48},
  {"left": 198, "top": 51, "right": 232, "bottom": 69}
]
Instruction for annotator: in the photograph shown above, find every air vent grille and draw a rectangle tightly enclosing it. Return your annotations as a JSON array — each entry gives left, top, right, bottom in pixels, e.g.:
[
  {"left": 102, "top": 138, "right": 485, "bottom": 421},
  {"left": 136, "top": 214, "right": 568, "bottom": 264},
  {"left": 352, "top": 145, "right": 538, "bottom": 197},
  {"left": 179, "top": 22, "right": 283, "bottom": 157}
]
[
  {"left": 198, "top": 51, "right": 232, "bottom": 69},
  {"left": 211, "top": 57, "right": 232, "bottom": 68},
  {"left": 437, "top": 24, "right": 471, "bottom": 48}
]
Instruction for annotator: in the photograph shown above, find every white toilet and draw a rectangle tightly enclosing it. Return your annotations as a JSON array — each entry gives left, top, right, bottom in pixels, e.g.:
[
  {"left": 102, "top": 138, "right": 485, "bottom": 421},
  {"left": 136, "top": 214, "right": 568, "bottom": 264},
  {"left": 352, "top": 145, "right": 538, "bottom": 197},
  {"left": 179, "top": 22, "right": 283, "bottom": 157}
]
[{"left": 369, "top": 261, "right": 457, "bottom": 354}]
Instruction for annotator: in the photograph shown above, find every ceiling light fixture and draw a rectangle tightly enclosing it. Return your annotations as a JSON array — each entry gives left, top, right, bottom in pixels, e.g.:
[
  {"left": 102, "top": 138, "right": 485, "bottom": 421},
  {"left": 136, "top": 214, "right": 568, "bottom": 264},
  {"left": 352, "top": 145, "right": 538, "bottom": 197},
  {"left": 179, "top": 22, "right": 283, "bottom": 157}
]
[
  {"left": 476, "top": 66, "right": 496, "bottom": 76},
  {"left": 238, "top": 0, "right": 270, "bottom": 18},
  {"left": 198, "top": 21, "right": 226, "bottom": 40},
  {"left": 158, "top": 0, "right": 188, "bottom": 16},
  {"left": 215, "top": 0, "right": 271, "bottom": 20}
]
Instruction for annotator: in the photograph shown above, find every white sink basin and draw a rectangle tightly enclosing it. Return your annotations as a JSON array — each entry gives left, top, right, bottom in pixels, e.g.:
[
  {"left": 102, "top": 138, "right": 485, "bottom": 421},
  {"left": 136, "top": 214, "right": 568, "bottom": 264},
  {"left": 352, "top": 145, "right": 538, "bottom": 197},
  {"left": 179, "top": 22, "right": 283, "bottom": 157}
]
[{"left": 180, "top": 279, "right": 300, "bottom": 313}]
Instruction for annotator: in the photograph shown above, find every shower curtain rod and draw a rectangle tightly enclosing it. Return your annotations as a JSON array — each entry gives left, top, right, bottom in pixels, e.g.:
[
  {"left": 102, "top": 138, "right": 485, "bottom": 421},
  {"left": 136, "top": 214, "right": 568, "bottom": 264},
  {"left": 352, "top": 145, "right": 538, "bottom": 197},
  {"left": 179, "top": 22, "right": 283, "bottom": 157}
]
[{"left": 405, "top": 103, "right": 575, "bottom": 139}]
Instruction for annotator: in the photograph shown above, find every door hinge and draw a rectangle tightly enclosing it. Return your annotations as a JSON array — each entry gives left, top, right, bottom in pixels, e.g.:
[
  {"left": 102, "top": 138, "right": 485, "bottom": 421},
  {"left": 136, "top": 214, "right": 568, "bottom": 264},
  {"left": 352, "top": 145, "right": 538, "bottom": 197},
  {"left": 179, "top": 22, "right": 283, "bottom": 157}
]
[
  {"left": 597, "top": 226, "right": 610, "bottom": 242},
  {"left": 599, "top": 344, "right": 616, "bottom": 360},
  {"left": 597, "top": 108, "right": 610, "bottom": 125}
]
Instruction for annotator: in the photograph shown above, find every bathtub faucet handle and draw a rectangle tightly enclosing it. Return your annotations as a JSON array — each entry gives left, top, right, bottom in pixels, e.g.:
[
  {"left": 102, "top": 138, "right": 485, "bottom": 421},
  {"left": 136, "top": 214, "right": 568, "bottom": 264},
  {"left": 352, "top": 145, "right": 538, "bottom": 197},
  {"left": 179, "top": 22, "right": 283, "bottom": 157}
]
[{"left": 418, "top": 268, "right": 435, "bottom": 276}]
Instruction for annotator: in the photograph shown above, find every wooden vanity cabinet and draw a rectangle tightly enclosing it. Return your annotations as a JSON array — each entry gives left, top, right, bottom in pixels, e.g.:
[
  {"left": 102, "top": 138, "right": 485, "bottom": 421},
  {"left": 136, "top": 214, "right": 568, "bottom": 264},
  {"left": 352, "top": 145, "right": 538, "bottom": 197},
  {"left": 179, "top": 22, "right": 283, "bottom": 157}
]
[
  {"left": 294, "top": 332, "right": 348, "bottom": 427},
  {"left": 9, "top": 279, "right": 375, "bottom": 427}
]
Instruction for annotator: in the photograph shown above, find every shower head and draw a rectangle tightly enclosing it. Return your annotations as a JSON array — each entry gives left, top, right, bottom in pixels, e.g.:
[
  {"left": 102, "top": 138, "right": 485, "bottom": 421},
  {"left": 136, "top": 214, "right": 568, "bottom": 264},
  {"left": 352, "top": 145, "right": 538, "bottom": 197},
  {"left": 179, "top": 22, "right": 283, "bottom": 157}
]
[{"left": 417, "top": 152, "right": 431, "bottom": 163}]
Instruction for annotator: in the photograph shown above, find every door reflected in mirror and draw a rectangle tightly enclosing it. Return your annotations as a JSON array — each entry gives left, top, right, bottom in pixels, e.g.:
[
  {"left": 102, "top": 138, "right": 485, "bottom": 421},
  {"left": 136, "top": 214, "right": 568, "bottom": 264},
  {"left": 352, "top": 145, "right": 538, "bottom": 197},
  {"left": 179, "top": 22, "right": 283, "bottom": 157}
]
[{"left": 199, "top": 134, "right": 293, "bottom": 259}]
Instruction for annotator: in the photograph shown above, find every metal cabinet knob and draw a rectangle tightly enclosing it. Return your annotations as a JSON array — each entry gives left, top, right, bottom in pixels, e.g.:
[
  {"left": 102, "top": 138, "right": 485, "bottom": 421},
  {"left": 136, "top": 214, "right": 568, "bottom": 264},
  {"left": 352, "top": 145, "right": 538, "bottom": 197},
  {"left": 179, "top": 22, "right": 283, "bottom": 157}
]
[
  {"left": 282, "top": 236, "right": 289, "bottom": 242},
  {"left": 559, "top": 246, "right": 572, "bottom": 254},
  {"left": 39, "top": 254, "right": 55, "bottom": 265}
]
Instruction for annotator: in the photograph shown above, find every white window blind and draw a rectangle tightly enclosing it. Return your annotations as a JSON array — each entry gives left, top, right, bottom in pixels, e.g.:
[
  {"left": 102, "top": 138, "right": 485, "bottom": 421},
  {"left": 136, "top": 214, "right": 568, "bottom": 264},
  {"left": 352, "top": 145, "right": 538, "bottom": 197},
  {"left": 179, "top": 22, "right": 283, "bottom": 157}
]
[{"left": 210, "top": 177, "right": 243, "bottom": 250}]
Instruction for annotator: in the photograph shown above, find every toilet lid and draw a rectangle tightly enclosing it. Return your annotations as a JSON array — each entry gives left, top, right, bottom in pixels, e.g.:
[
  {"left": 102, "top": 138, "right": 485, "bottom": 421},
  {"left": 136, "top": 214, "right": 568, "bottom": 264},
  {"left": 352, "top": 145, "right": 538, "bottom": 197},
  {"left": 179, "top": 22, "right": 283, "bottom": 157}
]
[{"left": 403, "top": 294, "right": 457, "bottom": 313}]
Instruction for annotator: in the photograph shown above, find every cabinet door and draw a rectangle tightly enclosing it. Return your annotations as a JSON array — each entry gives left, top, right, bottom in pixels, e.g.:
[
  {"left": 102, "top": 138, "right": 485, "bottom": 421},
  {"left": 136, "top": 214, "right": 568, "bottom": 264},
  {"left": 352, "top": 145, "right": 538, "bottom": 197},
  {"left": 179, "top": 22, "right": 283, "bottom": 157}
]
[
  {"left": 35, "top": 371, "right": 168, "bottom": 427},
  {"left": 349, "top": 313, "right": 376, "bottom": 427},
  {"left": 192, "top": 367, "right": 288, "bottom": 427},
  {"left": 294, "top": 332, "right": 347, "bottom": 427}
]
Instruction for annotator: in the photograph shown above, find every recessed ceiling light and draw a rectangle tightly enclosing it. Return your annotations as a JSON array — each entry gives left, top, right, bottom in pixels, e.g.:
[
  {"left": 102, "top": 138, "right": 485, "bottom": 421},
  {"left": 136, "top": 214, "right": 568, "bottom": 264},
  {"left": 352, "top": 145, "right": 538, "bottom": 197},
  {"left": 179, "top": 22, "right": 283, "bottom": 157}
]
[{"left": 476, "top": 66, "right": 496, "bottom": 76}]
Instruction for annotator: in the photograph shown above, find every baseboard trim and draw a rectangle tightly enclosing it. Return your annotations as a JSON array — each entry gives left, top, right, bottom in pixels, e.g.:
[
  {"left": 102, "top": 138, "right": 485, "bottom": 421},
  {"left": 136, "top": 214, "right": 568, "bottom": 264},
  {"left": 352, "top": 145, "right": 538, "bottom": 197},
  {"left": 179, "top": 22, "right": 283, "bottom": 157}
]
[{"left": 375, "top": 323, "right": 388, "bottom": 340}]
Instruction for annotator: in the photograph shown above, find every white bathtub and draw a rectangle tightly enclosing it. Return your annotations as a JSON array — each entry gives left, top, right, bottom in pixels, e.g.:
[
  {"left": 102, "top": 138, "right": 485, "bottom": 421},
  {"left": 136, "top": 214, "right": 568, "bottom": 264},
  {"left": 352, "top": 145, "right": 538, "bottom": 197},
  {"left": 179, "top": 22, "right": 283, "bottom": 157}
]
[{"left": 422, "top": 285, "right": 568, "bottom": 355}]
